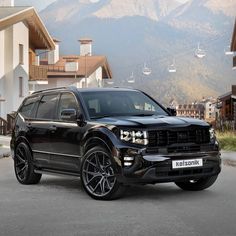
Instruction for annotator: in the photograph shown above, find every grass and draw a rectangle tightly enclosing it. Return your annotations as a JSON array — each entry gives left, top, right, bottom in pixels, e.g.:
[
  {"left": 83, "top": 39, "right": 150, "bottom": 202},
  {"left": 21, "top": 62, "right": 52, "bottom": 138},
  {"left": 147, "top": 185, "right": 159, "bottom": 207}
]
[{"left": 216, "top": 131, "right": 236, "bottom": 152}]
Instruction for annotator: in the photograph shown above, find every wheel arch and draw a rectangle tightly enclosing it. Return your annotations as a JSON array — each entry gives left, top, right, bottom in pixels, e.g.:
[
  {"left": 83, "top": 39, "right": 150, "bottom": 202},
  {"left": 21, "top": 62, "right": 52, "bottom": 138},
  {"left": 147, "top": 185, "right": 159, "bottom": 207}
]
[
  {"left": 82, "top": 129, "right": 117, "bottom": 155},
  {"left": 14, "top": 136, "right": 33, "bottom": 158}
]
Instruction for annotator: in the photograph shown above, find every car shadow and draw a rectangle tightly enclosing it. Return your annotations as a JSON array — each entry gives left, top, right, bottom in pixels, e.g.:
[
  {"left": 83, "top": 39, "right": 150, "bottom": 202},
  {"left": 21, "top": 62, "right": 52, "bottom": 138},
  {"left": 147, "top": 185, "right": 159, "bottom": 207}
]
[
  {"left": 122, "top": 183, "right": 217, "bottom": 201},
  {"left": 38, "top": 175, "right": 218, "bottom": 201}
]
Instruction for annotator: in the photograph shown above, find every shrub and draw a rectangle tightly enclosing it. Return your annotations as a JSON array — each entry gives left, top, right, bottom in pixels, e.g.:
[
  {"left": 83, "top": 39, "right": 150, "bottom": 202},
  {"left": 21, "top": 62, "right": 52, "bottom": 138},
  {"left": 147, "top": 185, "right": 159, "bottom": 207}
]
[{"left": 216, "top": 131, "right": 236, "bottom": 151}]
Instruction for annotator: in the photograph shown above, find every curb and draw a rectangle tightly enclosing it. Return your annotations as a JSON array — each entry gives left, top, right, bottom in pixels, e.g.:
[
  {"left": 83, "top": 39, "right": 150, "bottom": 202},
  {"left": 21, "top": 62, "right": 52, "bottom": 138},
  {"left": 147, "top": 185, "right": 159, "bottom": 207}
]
[
  {"left": 223, "top": 159, "right": 236, "bottom": 167},
  {"left": 221, "top": 151, "right": 236, "bottom": 167},
  {"left": 0, "top": 146, "right": 11, "bottom": 159}
]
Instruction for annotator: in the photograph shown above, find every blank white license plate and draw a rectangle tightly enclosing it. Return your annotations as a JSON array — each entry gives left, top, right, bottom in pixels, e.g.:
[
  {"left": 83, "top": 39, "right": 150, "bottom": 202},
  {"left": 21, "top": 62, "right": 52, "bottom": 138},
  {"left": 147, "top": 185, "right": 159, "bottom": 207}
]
[{"left": 172, "top": 159, "right": 203, "bottom": 169}]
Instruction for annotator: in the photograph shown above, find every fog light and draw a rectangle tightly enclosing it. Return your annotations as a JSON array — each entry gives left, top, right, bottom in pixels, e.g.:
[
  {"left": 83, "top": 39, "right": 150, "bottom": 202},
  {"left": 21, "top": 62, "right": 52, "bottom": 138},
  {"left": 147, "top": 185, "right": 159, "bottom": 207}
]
[
  {"left": 124, "top": 156, "right": 134, "bottom": 167},
  {"left": 124, "top": 162, "right": 133, "bottom": 167},
  {"left": 124, "top": 157, "right": 134, "bottom": 161}
]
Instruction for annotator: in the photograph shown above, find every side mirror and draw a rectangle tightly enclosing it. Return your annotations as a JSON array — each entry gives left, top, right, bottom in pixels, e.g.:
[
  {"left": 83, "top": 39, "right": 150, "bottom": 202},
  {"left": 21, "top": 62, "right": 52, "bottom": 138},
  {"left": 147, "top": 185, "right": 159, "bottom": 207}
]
[
  {"left": 61, "top": 109, "right": 77, "bottom": 121},
  {"left": 167, "top": 107, "right": 177, "bottom": 116}
]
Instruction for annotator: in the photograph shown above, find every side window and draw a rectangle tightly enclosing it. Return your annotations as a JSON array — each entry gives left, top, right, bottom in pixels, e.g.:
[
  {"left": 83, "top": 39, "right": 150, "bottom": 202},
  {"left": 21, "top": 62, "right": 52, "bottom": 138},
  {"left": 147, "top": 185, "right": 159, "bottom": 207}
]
[
  {"left": 36, "top": 94, "right": 59, "bottom": 120},
  {"left": 19, "top": 44, "right": 24, "bottom": 65},
  {"left": 19, "top": 96, "right": 40, "bottom": 118},
  {"left": 58, "top": 93, "right": 78, "bottom": 120}
]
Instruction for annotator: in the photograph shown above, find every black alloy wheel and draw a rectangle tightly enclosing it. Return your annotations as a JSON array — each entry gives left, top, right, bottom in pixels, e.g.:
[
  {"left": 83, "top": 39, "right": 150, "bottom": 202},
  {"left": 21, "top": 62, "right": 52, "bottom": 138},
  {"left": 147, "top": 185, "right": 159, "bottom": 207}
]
[
  {"left": 14, "top": 142, "right": 41, "bottom": 184},
  {"left": 81, "top": 146, "right": 125, "bottom": 200}
]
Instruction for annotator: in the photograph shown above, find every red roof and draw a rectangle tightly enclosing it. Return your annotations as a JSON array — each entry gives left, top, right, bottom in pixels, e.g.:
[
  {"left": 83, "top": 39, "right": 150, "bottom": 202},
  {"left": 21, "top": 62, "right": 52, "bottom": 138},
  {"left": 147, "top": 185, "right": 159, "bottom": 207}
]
[{"left": 35, "top": 55, "right": 112, "bottom": 81}]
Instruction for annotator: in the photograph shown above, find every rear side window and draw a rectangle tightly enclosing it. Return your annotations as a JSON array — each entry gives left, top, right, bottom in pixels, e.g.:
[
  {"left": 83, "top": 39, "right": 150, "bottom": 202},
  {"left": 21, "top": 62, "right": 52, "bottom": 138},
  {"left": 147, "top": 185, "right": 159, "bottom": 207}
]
[
  {"left": 19, "top": 96, "right": 40, "bottom": 118},
  {"left": 36, "top": 94, "right": 59, "bottom": 120}
]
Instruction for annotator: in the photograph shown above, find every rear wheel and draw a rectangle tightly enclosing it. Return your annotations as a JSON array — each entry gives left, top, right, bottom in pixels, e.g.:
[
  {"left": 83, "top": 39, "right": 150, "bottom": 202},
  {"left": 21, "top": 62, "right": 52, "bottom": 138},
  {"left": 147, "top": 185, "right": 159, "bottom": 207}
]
[
  {"left": 14, "top": 142, "right": 42, "bottom": 185},
  {"left": 175, "top": 175, "right": 218, "bottom": 191},
  {"left": 81, "top": 146, "right": 126, "bottom": 200}
]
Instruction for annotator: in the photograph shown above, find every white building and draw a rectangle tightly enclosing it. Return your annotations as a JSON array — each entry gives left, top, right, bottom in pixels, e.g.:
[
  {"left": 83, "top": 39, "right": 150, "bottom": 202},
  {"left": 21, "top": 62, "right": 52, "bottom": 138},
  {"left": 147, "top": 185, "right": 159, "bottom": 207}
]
[
  {"left": 29, "top": 38, "right": 112, "bottom": 92},
  {"left": 0, "top": 0, "right": 55, "bottom": 121}
]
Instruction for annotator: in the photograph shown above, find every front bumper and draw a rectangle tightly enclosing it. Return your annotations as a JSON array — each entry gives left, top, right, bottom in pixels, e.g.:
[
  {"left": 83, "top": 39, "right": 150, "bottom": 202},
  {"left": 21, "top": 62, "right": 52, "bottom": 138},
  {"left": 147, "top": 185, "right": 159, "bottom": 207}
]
[{"left": 116, "top": 148, "right": 221, "bottom": 184}]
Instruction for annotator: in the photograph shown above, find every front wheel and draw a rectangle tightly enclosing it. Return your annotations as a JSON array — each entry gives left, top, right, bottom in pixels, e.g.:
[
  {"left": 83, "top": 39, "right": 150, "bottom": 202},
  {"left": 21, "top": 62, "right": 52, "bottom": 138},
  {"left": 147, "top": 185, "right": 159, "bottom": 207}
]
[
  {"left": 175, "top": 175, "right": 218, "bottom": 191},
  {"left": 81, "top": 146, "right": 126, "bottom": 200}
]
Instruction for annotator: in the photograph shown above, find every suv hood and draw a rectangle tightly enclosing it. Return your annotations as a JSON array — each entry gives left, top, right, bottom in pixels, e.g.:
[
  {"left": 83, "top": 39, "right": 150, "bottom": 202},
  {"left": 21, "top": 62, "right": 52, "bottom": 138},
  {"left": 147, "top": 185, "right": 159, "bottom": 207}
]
[{"left": 95, "top": 115, "right": 209, "bottom": 129}]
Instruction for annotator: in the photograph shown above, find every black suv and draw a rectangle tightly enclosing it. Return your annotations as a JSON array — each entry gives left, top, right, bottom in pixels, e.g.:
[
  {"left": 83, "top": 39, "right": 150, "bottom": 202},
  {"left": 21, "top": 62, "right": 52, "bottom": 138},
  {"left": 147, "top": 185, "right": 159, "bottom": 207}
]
[{"left": 11, "top": 87, "right": 221, "bottom": 200}]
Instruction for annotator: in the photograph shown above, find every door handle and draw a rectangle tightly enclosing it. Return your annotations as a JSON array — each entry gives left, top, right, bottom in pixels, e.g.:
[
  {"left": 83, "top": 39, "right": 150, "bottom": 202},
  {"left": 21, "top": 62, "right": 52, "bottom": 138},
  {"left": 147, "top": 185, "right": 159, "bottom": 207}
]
[{"left": 49, "top": 125, "right": 57, "bottom": 132}]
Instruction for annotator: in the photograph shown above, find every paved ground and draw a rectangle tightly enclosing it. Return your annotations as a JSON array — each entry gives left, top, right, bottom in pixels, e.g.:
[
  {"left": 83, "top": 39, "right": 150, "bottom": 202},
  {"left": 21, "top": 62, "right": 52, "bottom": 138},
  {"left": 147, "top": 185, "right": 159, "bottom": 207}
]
[
  {"left": 0, "top": 157, "right": 236, "bottom": 236},
  {"left": 0, "top": 135, "right": 10, "bottom": 158}
]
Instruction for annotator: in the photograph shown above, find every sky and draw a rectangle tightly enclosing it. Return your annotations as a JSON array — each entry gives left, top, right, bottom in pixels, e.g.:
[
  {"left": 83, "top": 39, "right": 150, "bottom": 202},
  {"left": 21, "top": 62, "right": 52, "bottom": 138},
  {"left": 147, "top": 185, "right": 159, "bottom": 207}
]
[
  {"left": 15, "top": 0, "right": 190, "bottom": 12},
  {"left": 15, "top": 0, "right": 56, "bottom": 11}
]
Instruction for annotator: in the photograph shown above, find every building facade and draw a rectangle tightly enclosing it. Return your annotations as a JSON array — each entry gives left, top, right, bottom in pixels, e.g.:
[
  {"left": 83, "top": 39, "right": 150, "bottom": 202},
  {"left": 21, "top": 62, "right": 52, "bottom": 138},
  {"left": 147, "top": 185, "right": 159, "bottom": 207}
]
[
  {"left": 176, "top": 103, "right": 205, "bottom": 120},
  {"left": 217, "top": 85, "right": 236, "bottom": 130},
  {"left": 29, "top": 38, "right": 112, "bottom": 92},
  {"left": 0, "top": 1, "right": 55, "bottom": 121}
]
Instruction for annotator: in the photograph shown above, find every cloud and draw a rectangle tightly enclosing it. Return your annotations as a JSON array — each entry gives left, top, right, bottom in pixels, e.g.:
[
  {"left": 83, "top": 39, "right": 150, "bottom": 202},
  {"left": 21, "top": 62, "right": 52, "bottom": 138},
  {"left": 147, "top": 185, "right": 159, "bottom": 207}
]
[{"left": 89, "top": 0, "right": 100, "bottom": 3}]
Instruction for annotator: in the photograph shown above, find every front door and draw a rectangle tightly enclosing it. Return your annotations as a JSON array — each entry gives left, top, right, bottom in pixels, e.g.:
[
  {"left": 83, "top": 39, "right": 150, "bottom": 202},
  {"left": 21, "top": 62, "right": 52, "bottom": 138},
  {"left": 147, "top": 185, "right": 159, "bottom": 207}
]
[{"left": 49, "top": 92, "right": 83, "bottom": 172}]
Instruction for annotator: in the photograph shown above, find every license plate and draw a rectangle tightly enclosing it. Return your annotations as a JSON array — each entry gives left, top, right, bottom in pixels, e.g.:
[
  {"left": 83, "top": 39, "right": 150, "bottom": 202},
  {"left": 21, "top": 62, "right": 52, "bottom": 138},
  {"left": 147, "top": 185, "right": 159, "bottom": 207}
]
[{"left": 172, "top": 159, "right": 203, "bottom": 169}]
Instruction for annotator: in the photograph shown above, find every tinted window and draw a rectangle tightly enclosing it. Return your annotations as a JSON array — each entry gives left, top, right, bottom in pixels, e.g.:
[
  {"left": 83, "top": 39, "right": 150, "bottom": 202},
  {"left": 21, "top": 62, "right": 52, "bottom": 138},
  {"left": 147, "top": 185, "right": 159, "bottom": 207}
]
[
  {"left": 19, "top": 96, "right": 40, "bottom": 118},
  {"left": 36, "top": 94, "right": 59, "bottom": 120},
  {"left": 81, "top": 90, "right": 168, "bottom": 119},
  {"left": 58, "top": 93, "right": 78, "bottom": 120}
]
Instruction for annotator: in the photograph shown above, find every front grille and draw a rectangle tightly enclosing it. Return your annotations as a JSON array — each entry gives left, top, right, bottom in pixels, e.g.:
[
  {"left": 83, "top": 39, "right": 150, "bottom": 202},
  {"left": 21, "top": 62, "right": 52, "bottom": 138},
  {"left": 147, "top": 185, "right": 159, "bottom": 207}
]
[
  {"left": 167, "top": 145, "right": 200, "bottom": 153},
  {"left": 156, "top": 167, "right": 214, "bottom": 177},
  {"left": 148, "top": 128, "right": 210, "bottom": 147}
]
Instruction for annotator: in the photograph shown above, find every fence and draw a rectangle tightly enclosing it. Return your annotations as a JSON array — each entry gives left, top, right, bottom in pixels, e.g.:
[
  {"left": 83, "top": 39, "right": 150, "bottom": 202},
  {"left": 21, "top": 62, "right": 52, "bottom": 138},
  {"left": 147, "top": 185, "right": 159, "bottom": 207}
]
[
  {"left": 7, "top": 113, "right": 16, "bottom": 134},
  {"left": 0, "top": 117, "right": 7, "bottom": 135}
]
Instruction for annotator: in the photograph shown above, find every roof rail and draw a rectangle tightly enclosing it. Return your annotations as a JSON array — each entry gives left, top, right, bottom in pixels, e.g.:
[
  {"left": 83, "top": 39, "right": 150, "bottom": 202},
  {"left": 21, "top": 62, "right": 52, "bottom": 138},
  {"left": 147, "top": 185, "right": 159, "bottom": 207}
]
[{"left": 32, "top": 87, "right": 68, "bottom": 95}]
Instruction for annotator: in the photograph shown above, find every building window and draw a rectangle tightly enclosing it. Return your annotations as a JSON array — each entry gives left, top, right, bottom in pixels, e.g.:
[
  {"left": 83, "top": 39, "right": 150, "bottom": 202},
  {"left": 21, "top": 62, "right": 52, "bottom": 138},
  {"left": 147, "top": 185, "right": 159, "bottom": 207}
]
[
  {"left": 19, "top": 44, "right": 24, "bottom": 65},
  {"left": 19, "top": 77, "right": 23, "bottom": 97}
]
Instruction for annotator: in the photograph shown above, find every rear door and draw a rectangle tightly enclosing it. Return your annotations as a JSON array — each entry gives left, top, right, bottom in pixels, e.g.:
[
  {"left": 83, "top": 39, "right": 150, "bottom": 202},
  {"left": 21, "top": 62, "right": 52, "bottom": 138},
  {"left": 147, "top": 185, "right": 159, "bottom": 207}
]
[{"left": 30, "top": 93, "right": 59, "bottom": 168}]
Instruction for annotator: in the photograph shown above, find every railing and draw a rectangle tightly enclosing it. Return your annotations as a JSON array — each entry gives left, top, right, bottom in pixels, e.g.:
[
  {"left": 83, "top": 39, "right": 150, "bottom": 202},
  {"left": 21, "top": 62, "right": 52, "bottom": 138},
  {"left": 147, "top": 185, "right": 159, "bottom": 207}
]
[
  {"left": 215, "top": 115, "right": 236, "bottom": 131},
  {"left": 0, "top": 117, "right": 7, "bottom": 135},
  {"left": 7, "top": 113, "right": 16, "bottom": 134},
  {"left": 47, "top": 65, "right": 65, "bottom": 72},
  {"left": 29, "top": 65, "right": 48, "bottom": 80}
]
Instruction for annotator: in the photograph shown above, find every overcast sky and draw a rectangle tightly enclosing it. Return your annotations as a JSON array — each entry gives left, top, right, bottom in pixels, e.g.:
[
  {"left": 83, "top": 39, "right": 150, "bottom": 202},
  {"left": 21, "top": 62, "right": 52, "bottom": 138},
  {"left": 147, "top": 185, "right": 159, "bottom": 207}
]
[
  {"left": 15, "top": 0, "right": 190, "bottom": 12},
  {"left": 15, "top": 0, "right": 56, "bottom": 11}
]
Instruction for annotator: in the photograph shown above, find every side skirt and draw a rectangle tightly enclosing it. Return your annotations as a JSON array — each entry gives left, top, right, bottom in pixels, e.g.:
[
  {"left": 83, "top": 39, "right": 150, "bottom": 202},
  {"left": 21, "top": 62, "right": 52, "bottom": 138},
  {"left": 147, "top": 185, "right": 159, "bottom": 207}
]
[{"left": 34, "top": 169, "right": 80, "bottom": 177}]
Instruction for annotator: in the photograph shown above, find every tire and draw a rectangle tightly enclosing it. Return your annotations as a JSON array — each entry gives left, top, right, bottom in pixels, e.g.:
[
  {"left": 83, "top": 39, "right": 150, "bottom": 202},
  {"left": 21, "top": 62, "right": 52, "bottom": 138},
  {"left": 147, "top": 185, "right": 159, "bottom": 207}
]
[
  {"left": 14, "top": 142, "right": 42, "bottom": 185},
  {"left": 175, "top": 175, "right": 218, "bottom": 191},
  {"left": 81, "top": 146, "right": 126, "bottom": 200}
]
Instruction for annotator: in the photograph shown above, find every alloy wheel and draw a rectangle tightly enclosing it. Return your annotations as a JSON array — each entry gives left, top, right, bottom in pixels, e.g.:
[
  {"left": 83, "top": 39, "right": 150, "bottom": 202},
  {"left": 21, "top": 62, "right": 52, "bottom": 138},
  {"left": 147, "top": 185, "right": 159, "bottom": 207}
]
[
  {"left": 15, "top": 144, "right": 29, "bottom": 181},
  {"left": 82, "top": 151, "right": 116, "bottom": 197}
]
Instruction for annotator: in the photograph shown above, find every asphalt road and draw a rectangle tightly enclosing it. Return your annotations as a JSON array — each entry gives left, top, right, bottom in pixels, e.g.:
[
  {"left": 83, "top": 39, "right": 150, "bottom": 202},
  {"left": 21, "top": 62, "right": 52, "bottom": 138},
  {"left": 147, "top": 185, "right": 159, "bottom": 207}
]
[{"left": 0, "top": 157, "right": 236, "bottom": 236}]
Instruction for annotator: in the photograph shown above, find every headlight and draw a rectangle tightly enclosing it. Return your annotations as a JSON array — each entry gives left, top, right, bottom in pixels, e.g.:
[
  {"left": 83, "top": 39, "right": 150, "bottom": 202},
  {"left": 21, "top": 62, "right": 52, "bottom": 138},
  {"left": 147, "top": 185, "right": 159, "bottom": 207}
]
[
  {"left": 209, "top": 128, "right": 216, "bottom": 142},
  {"left": 120, "top": 130, "right": 149, "bottom": 145}
]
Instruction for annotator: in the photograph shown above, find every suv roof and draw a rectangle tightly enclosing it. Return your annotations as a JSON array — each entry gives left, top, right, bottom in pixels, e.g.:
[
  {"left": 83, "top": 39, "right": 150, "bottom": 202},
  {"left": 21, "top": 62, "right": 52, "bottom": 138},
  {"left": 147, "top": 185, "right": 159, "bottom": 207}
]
[{"left": 32, "top": 86, "right": 138, "bottom": 95}]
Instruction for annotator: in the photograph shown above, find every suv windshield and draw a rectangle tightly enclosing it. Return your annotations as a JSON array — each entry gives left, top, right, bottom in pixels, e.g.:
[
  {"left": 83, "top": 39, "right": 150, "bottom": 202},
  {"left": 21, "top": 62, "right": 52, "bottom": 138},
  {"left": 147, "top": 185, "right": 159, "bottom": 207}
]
[{"left": 81, "top": 90, "right": 168, "bottom": 119}]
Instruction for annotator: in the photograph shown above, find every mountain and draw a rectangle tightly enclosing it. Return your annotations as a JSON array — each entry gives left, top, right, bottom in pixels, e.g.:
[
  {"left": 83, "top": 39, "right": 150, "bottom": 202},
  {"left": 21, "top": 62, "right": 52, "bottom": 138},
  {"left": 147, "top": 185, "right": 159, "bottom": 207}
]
[
  {"left": 93, "top": 0, "right": 182, "bottom": 21},
  {"left": 40, "top": 0, "right": 236, "bottom": 105},
  {"left": 40, "top": 0, "right": 182, "bottom": 23}
]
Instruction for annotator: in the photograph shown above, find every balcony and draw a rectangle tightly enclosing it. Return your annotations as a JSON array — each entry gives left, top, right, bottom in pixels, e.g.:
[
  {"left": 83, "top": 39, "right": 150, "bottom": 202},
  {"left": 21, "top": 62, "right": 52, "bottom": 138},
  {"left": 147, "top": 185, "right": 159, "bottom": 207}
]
[{"left": 29, "top": 65, "right": 48, "bottom": 81}]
